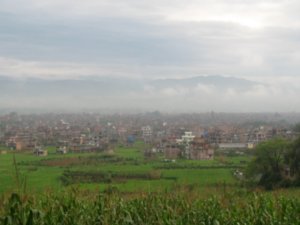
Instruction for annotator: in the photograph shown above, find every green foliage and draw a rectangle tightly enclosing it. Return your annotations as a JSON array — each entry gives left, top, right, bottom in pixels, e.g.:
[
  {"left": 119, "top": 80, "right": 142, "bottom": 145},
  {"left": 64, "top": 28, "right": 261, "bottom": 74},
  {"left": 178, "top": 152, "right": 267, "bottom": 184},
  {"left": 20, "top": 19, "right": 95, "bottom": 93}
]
[
  {"left": 1, "top": 193, "right": 43, "bottom": 225},
  {"left": 286, "top": 137, "right": 300, "bottom": 182},
  {"left": 0, "top": 192, "right": 300, "bottom": 225},
  {"left": 60, "top": 170, "right": 162, "bottom": 186},
  {"left": 293, "top": 123, "right": 300, "bottom": 133},
  {"left": 246, "top": 138, "right": 300, "bottom": 189}
]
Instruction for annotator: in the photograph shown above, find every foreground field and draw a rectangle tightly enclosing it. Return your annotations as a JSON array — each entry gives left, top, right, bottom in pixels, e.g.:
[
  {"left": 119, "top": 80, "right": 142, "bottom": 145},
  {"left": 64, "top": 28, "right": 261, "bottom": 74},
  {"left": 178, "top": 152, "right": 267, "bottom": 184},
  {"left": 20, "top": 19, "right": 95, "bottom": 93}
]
[
  {"left": 1, "top": 143, "right": 300, "bottom": 224},
  {"left": 0, "top": 142, "right": 246, "bottom": 194},
  {"left": 1, "top": 191, "right": 300, "bottom": 225}
]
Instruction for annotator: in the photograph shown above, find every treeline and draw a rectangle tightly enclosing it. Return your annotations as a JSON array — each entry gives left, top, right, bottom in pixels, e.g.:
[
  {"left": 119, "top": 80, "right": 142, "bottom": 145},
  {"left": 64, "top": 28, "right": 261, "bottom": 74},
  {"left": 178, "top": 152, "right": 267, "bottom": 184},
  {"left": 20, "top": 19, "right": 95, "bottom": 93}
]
[{"left": 246, "top": 137, "right": 300, "bottom": 189}]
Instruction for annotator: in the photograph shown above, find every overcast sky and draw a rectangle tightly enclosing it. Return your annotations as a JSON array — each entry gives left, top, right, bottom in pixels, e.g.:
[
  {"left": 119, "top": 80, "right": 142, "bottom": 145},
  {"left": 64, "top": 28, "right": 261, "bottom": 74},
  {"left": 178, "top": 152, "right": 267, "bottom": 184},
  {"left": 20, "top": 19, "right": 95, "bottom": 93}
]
[{"left": 1, "top": 0, "right": 300, "bottom": 112}]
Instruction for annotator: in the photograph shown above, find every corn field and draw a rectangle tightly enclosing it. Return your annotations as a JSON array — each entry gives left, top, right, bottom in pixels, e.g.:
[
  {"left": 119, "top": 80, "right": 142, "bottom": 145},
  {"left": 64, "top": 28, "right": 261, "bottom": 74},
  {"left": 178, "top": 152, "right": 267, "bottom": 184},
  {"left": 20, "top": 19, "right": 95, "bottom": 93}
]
[{"left": 0, "top": 191, "right": 299, "bottom": 225}]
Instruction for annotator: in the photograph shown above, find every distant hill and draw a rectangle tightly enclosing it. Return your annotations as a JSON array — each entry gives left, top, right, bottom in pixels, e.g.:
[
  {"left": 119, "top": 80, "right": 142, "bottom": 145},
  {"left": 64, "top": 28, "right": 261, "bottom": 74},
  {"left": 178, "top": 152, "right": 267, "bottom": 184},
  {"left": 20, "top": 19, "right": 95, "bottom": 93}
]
[
  {"left": 0, "top": 75, "right": 262, "bottom": 112},
  {"left": 0, "top": 75, "right": 258, "bottom": 97},
  {"left": 149, "top": 75, "right": 258, "bottom": 90}
]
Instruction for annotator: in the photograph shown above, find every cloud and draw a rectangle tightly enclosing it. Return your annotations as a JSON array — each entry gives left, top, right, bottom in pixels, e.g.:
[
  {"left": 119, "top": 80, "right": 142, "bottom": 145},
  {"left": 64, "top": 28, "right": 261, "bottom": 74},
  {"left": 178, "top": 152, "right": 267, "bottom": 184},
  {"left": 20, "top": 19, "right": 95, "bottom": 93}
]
[
  {"left": 0, "top": 75, "right": 300, "bottom": 112},
  {"left": 1, "top": 1, "right": 300, "bottom": 79},
  {"left": 135, "top": 80, "right": 300, "bottom": 112},
  {"left": 0, "top": 0, "right": 300, "bottom": 112},
  {"left": 2, "top": 0, "right": 299, "bottom": 28}
]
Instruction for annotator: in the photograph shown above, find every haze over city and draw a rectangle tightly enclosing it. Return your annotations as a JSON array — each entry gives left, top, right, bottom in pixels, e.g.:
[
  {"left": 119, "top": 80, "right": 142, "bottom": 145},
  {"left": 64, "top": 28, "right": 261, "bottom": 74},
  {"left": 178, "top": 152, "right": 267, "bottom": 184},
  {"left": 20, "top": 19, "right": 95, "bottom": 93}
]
[
  {"left": 2, "top": 2, "right": 300, "bottom": 223},
  {"left": 1, "top": 0, "right": 300, "bottom": 112}
]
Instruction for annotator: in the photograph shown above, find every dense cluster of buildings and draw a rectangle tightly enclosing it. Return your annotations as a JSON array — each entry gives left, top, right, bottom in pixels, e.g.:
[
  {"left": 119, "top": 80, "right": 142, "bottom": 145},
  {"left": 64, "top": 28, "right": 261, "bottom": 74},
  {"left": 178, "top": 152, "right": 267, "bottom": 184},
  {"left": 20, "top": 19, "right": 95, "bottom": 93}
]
[{"left": 0, "top": 112, "right": 298, "bottom": 159}]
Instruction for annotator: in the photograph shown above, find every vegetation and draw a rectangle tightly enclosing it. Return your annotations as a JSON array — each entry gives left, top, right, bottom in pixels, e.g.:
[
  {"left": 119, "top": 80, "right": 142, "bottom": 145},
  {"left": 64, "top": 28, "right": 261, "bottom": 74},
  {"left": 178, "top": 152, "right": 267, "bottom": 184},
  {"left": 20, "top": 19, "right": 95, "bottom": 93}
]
[
  {"left": 0, "top": 143, "right": 243, "bottom": 193},
  {"left": 293, "top": 123, "right": 300, "bottom": 133},
  {"left": 286, "top": 137, "right": 300, "bottom": 185},
  {"left": 246, "top": 137, "right": 300, "bottom": 189},
  {"left": 1, "top": 139, "right": 300, "bottom": 224},
  {"left": 1, "top": 191, "right": 300, "bottom": 225}
]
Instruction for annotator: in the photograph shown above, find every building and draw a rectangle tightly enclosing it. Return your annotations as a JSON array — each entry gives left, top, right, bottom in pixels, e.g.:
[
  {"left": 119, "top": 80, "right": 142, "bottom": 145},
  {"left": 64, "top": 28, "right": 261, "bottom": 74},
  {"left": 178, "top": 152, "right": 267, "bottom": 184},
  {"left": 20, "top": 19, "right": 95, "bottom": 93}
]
[
  {"left": 176, "top": 131, "right": 195, "bottom": 158},
  {"left": 33, "top": 147, "right": 48, "bottom": 156},
  {"left": 189, "top": 137, "right": 214, "bottom": 160},
  {"left": 69, "top": 144, "right": 98, "bottom": 153},
  {"left": 218, "top": 143, "right": 247, "bottom": 150},
  {"left": 56, "top": 146, "right": 67, "bottom": 154},
  {"left": 176, "top": 131, "right": 195, "bottom": 144},
  {"left": 164, "top": 143, "right": 182, "bottom": 159},
  {"left": 141, "top": 126, "right": 152, "bottom": 142}
]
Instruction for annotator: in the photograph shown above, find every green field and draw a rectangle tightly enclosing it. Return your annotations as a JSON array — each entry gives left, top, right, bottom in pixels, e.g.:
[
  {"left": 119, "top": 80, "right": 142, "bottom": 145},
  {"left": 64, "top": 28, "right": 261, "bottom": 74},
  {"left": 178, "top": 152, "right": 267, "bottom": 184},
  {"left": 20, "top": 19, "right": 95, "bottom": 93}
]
[
  {"left": 0, "top": 142, "right": 254, "bottom": 194},
  {"left": 1, "top": 143, "right": 300, "bottom": 224}
]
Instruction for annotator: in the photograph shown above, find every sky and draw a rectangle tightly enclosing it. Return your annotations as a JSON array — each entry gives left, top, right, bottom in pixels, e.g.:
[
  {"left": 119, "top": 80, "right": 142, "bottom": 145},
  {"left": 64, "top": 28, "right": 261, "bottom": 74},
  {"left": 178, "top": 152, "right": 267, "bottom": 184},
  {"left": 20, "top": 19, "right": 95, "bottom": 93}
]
[{"left": 0, "top": 0, "right": 300, "bottom": 112}]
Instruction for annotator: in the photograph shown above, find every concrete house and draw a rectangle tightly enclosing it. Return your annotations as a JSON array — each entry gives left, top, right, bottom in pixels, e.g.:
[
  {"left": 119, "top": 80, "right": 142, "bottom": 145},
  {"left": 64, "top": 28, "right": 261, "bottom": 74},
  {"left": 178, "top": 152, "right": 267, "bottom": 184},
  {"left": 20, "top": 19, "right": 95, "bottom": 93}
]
[
  {"left": 189, "top": 137, "right": 214, "bottom": 160},
  {"left": 33, "top": 146, "right": 48, "bottom": 156}
]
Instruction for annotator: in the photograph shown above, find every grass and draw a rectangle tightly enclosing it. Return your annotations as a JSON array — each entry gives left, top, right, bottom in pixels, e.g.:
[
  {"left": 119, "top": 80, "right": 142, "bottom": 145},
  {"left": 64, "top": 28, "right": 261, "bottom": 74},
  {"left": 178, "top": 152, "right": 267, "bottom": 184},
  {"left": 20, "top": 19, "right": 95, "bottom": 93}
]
[
  {"left": 0, "top": 141, "right": 300, "bottom": 224},
  {"left": 0, "top": 150, "right": 96, "bottom": 193},
  {"left": 162, "top": 168, "right": 235, "bottom": 185},
  {"left": 0, "top": 141, "right": 280, "bottom": 195}
]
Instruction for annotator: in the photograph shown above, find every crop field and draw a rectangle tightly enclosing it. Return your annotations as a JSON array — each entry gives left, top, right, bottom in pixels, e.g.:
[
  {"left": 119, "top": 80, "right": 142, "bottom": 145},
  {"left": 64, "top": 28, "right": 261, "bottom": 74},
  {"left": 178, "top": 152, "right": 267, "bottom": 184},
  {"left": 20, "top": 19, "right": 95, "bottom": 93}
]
[
  {"left": 1, "top": 142, "right": 300, "bottom": 224},
  {"left": 1, "top": 191, "right": 300, "bottom": 225},
  {"left": 0, "top": 142, "right": 249, "bottom": 194}
]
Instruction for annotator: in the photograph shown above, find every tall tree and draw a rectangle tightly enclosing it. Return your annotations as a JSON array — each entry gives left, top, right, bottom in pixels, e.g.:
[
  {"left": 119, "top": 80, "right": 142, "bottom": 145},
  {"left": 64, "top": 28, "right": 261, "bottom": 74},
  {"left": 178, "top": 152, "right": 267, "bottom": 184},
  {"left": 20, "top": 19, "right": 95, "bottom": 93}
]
[
  {"left": 286, "top": 137, "right": 300, "bottom": 182},
  {"left": 246, "top": 138, "right": 289, "bottom": 189}
]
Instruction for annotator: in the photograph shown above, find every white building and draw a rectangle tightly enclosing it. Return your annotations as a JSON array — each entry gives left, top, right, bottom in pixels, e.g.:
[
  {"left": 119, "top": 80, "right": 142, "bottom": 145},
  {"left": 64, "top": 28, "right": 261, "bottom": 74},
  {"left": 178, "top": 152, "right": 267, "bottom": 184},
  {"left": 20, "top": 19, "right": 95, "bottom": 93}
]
[
  {"left": 176, "top": 131, "right": 195, "bottom": 144},
  {"left": 141, "top": 126, "right": 152, "bottom": 141},
  {"left": 176, "top": 131, "right": 195, "bottom": 158}
]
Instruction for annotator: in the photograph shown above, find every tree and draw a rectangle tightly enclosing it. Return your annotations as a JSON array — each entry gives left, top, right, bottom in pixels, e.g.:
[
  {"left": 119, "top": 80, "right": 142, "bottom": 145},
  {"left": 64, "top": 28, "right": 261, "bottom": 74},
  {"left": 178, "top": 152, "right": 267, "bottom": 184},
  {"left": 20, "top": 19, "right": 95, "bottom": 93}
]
[
  {"left": 246, "top": 138, "right": 290, "bottom": 189},
  {"left": 285, "top": 137, "right": 300, "bottom": 184},
  {"left": 293, "top": 123, "right": 300, "bottom": 133}
]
